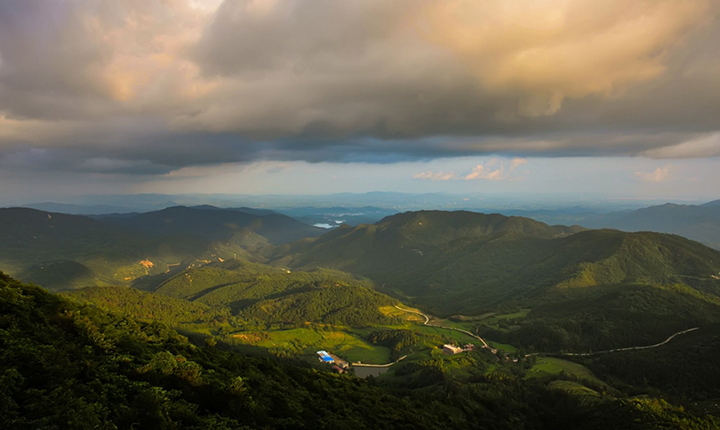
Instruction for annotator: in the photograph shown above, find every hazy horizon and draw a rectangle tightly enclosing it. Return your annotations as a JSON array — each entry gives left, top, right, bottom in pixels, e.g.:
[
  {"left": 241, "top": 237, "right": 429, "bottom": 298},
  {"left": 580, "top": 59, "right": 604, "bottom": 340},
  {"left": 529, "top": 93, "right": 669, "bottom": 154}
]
[{"left": 3, "top": 190, "right": 716, "bottom": 216}]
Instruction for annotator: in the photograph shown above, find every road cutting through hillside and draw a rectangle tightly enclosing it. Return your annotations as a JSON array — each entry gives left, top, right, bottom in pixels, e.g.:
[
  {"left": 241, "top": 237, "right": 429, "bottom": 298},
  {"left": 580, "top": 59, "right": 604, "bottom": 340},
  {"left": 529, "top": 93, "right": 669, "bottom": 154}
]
[
  {"left": 543, "top": 327, "right": 700, "bottom": 357},
  {"left": 352, "top": 355, "right": 408, "bottom": 367},
  {"left": 394, "top": 305, "right": 489, "bottom": 348}
]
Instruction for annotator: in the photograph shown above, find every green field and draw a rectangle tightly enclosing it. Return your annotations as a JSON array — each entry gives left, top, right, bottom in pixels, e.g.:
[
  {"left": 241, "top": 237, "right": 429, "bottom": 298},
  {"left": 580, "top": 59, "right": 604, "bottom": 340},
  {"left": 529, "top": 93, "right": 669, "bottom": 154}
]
[
  {"left": 489, "top": 341, "right": 518, "bottom": 353},
  {"left": 231, "top": 327, "right": 392, "bottom": 364},
  {"left": 228, "top": 311, "right": 490, "bottom": 366},
  {"left": 526, "top": 357, "right": 606, "bottom": 386},
  {"left": 416, "top": 325, "right": 479, "bottom": 344}
]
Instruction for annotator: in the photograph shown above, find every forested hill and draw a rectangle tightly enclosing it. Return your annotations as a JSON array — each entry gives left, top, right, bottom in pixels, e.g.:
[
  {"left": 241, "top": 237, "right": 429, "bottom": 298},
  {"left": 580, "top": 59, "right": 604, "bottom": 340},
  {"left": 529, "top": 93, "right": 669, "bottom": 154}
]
[
  {"left": 152, "top": 259, "right": 399, "bottom": 328},
  {"left": 273, "top": 210, "right": 720, "bottom": 314},
  {"left": 0, "top": 207, "right": 179, "bottom": 290},
  {"left": 308, "top": 210, "right": 583, "bottom": 245},
  {"left": 0, "top": 206, "right": 324, "bottom": 291},
  {"left": 3, "top": 272, "right": 719, "bottom": 429}
]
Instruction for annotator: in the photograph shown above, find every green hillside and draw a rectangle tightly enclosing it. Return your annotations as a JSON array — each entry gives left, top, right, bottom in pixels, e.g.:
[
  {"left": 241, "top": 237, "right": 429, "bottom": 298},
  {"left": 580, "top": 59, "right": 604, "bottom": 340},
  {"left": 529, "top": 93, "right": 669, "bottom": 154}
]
[
  {"left": 0, "top": 208, "right": 197, "bottom": 290},
  {"left": 4, "top": 272, "right": 719, "bottom": 429},
  {"left": 274, "top": 211, "right": 720, "bottom": 315},
  {"left": 155, "top": 259, "right": 398, "bottom": 328},
  {"left": 240, "top": 282, "right": 398, "bottom": 327},
  {"left": 477, "top": 283, "right": 720, "bottom": 352}
]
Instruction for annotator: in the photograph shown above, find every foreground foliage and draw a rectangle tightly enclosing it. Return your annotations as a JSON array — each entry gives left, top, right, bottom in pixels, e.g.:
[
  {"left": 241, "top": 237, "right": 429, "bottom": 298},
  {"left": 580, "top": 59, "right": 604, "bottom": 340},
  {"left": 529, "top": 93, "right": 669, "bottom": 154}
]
[{"left": 2, "top": 272, "right": 719, "bottom": 429}]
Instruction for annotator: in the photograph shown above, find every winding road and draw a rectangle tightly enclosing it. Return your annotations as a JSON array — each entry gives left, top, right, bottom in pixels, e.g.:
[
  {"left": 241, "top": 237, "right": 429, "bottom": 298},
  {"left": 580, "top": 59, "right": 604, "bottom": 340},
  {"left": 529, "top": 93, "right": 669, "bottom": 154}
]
[
  {"left": 542, "top": 327, "right": 700, "bottom": 357},
  {"left": 352, "top": 355, "right": 408, "bottom": 368},
  {"left": 394, "top": 305, "right": 699, "bottom": 358}
]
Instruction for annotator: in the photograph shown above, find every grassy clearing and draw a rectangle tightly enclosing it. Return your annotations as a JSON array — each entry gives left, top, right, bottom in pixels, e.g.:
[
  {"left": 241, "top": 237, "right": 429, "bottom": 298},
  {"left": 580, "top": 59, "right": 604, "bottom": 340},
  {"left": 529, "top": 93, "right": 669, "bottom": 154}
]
[
  {"left": 489, "top": 341, "right": 518, "bottom": 353},
  {"left": 232, "top": 327, "right": 392, "bottom": 364},
  {"left": 526, "top": 357, "right": 606, "bottom": 386},
  {"left": 380, "top": 305, "right": 428, "bottom": 326},
  {"left": 432, "top": 318, "right": 477, "bottom": 331}
]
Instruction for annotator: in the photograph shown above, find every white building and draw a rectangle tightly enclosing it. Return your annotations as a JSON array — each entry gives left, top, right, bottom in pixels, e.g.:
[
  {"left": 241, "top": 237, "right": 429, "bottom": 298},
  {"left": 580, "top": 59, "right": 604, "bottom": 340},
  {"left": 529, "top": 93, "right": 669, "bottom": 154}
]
[{"left": 442, "top": 344, "right": 463, "bottom": 355}]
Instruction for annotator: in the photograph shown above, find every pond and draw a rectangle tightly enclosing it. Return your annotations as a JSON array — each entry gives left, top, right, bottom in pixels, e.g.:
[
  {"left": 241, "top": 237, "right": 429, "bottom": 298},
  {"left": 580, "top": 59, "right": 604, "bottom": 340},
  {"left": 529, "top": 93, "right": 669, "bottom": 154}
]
[{"left": 353, "top": 366, "right": 390, "bottom": 378}]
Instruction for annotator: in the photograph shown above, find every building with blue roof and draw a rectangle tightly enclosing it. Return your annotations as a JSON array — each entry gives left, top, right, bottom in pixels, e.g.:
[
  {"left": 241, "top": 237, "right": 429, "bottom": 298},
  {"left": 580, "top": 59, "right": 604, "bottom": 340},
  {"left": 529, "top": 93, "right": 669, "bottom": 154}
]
[{"left": 316, "top": 351, "right": 335, "bottom": 363}]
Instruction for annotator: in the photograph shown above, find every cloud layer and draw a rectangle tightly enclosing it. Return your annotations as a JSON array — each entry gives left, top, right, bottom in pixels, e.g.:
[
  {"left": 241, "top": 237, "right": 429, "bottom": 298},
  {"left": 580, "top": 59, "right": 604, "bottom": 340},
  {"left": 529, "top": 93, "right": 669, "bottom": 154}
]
[{"left": 1, "top": 0, "right": 719, "bottom": 176}]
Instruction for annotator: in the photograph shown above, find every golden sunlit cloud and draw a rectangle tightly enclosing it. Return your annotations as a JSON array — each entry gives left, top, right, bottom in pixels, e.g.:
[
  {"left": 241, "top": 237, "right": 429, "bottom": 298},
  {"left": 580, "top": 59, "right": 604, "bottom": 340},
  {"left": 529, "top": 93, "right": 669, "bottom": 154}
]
[
  {"left": 413, "top": 171, "right": 456, "bottom": 181},
  {"left": 420, "top": 0, "right": 714, "bottom": 116}
]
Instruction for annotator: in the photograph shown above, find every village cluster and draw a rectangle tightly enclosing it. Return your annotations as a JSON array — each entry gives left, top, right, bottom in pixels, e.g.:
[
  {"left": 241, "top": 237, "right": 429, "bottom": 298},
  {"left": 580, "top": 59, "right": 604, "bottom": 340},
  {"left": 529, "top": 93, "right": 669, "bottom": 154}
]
[{"left": 317, "top": 340, "right": 523, "bottom": 376}]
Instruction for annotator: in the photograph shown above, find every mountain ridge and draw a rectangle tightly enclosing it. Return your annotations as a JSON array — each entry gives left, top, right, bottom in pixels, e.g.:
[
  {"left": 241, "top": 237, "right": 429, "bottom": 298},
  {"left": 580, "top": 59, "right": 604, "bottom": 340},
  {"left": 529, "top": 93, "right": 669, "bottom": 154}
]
[
  {"left": 0, "top": 206, "right": 323, "bottom": 290},
  {"left": 272, "top": 210, "right": 720, "bottom": 314}
]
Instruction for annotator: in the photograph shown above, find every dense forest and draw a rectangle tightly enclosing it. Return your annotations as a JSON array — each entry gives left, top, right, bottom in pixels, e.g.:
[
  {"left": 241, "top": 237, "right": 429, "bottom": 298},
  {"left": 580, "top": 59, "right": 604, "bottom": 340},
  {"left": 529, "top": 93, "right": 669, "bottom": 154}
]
[{"left": 65, "top": 286, "right": 239, "bottom": 331}]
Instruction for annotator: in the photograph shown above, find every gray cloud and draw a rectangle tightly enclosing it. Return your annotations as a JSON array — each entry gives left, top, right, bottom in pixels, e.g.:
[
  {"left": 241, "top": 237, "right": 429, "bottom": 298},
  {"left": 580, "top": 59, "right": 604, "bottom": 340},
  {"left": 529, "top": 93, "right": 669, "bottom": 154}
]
[{"left": 0, "top": 1, "right": 115, "bottom": 120}]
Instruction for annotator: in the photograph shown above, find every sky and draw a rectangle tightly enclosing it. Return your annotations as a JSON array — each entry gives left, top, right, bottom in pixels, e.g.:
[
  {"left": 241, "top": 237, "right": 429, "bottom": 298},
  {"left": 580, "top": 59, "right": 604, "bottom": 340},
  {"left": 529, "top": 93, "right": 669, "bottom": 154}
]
[{"left": 1, "top": 0, "right": 719, "bottom": 204}]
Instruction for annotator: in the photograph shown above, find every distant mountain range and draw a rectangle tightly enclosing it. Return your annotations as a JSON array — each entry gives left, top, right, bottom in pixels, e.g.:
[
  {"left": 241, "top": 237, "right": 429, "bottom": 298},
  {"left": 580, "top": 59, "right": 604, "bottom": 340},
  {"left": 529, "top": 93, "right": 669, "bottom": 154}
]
[
  {"left": 22, "top": 202, "right": 138, "bottom": 215},
  {"left": 16, "top": 191, "right": 669, "bottom": 215},
  {"left": 581, "top": 201, "right": 720, "bottom": 250},
  {"left": 507, "top": 200, "right": 720, "bottom": 250},
  {"left": 18, "top": 197, "right": 720, "bottom": 251}
]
